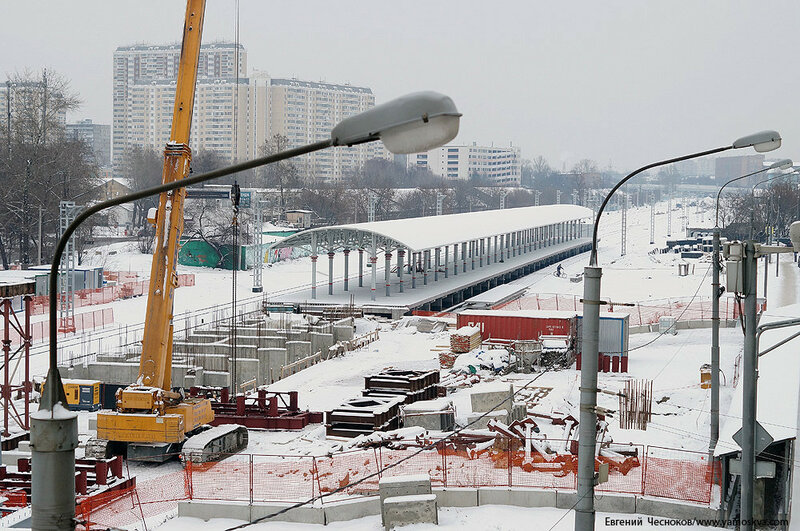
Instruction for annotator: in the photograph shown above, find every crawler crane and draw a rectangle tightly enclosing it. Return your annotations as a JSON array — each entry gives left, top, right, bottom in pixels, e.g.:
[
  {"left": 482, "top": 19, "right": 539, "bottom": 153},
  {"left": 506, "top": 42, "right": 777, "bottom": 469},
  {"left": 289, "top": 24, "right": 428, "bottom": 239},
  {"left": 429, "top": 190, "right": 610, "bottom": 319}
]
[{"left": 88, "top": 0, "right": 246, "bottom": 460}]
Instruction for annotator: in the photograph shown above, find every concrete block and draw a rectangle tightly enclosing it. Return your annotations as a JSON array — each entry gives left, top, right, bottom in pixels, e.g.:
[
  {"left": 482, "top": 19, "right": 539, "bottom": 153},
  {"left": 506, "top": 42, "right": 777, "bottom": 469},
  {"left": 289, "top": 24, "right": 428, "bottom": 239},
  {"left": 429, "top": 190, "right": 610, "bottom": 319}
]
[
  {"left": 178, "top": 500, "right": 251, "bottom": 522},
  {"left": 230, "top": 357, "right": 260, "bottom": 388},
  {"left": 594, "top": 493, "right": 635, "bottom": 514},
  {"left": 310, "top": 332, "right": 335, "bottom": 355},
  {"left": 262, "top": 336, "right": 286, "bottom": 349},
  {"left": 204, "top": 370, "right": 230, "bottom": 388},
  {"left": 285, "top": 330, "right": 309, "bottom": 342},
  {"left": 333, "top": 325, "right": 354, "bottom": 343},
  {"left": 324, "top": 497, "right": 380, "bottom": 523},
  {"left": 383, "top": 493, "right": 438, "bottom": 529},
  {"left": 250, "top": 503, "right": 325, "bottom": 524},
  {"left": 466, "top": 410, "right": 508, "bottom": 429},
  {"left": 86, "top": 362, "right": 139, "bottom": 386},
  {"left": 16, "top": 441, "right": 31, "bottom": 452},
  {"left": 634, "top": 496, "right": 718, "bottom": 520},
  {"left": 478, "top": 487, "right": 555, "bottom": 508},
  {"left": 403, "top": 411, "right": 455, "bottom": 431},
  {"left": 555, "top": 490, "right": 577, "bottom": 509},
  {"left": 379, "top": 474, "right": 432, "bottom": 524},
  {"left": 285, "top": 341, "right": 312, "bottom": 363},
  {"left": 433, "top": 487, "right": 478, "bottom": 507},
  {"left": 2, "top": 450, "right": 31, "bottom": 466},
  {"left": 470, "top": 385, "right": 513, "bottom": 413}
]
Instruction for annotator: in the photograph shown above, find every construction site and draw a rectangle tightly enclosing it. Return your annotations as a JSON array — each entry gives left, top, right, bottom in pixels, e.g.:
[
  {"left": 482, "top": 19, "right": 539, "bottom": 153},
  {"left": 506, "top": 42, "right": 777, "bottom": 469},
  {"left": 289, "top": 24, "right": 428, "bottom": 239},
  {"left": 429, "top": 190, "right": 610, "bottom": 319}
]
[{"left": 3, "top": 2, "right": 800, "bottom": 531}]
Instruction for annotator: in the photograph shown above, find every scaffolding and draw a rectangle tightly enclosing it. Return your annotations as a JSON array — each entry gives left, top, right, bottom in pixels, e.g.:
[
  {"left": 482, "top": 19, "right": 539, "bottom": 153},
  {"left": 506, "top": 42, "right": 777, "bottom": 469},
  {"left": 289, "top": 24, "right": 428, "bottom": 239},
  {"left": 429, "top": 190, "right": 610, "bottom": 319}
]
[
  {"left": 1, "top": 283, "right": 33, "bottom": 437},
  {"left": 58, "top": 201, "right": 77, "bottom": 333}
]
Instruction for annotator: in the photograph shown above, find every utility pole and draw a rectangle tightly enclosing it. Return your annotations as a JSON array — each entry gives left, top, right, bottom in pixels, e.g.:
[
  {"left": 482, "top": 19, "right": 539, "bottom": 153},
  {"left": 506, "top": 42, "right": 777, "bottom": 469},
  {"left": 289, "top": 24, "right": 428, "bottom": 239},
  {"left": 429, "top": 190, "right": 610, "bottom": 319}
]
[
  {"left": 534, "top": 190, "right": 541, "bottom": 207},
  {"left": 741, "top": 241, "right": 758, "bottom": 531},
  {"left": 620, "top": 191, "right": 627, "bottom": 256},
  {"left": 667, "top": 187, "right": 672, "bottom": 237},
  {"left": 37, "top": 206, "right": 43, "bottom": 265},
  {"left": 556, "top": 189, "right": 562, "bottom": 204},
  {"left": 710, "top": 227, "right": 721, "bottom": 460},
  {"left": 576, "top": 266, "right": 602, "bottom": 530},
  {"left": 499, "top": 191, "right": 507, "bottom": 210},
  {"left": 368, "top": 191, "right": 377, "bottom": 222},
  {"left": 437, "top": 192, "right": 445, "bottom": 215},
  {"left": 649, "top": 192, "right": 655, "bottom": 244},
  {"left": 252, "top": 193, "right": 263, "bottom": 293},
  {"left": 58, "top": 201, "right": 76, "bottom": 333}
]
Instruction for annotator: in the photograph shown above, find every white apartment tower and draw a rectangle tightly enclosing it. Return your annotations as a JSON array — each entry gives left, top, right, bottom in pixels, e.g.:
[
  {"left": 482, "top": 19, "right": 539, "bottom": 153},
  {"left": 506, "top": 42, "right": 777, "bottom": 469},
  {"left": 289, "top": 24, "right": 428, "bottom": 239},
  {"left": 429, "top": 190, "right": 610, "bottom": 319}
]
[
  {"left": 408, "top": 143, "right": 522, "bottom": 185},
  {"left": 113, "top": 42, "right": 248, "bottom": 173},
  {"left": 248, "top": 75, "right": 387, "bottom": 183}
]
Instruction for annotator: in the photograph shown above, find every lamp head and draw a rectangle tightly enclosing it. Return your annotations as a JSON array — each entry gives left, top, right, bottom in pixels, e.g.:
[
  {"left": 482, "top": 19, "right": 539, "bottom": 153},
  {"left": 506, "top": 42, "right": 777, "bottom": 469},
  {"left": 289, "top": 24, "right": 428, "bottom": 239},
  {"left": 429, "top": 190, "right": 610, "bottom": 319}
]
[
  {"left": 790, "top": 221, "right": 800, "bottom": 252},
  {"left": 770, "top": 158, "right": 794, "bottom": 171},
  {"left": 331, "top": 91, "right": 461, "bottom": 154},
  {"left": 732, "top": 130, "right": 781, "bottom": 153}
]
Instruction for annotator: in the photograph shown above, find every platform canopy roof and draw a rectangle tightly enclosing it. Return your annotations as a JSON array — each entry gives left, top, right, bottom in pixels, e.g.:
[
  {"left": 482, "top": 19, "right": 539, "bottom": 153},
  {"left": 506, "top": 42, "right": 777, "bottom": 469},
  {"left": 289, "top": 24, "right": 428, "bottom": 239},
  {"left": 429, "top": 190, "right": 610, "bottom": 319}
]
[{"left": 272, "top": 205, "right": 593, "bottom": 254}]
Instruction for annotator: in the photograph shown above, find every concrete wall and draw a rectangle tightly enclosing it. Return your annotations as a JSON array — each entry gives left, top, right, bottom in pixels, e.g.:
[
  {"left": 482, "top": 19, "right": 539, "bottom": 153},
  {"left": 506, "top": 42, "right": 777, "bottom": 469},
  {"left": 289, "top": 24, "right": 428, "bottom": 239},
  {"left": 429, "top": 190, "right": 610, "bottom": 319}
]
[
  {"left": 286, "top": 341, "right": 312, "bottom": 363},
  {"left": 178, "top": 490, "right": 718, "bottom": 525}
]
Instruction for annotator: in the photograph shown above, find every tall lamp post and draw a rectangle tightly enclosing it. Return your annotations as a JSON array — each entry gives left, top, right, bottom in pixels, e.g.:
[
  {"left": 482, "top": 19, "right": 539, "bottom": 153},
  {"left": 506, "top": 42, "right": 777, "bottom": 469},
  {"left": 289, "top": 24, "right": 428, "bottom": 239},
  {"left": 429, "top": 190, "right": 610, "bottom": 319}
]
[
  {"left": 709, "top": 159, "right": 792, "bottom": 460},
  {"left": 32, "top": 91, "right": 461, "bottom": 530},
  {"left": 575, "top": 131, "right": 782, "bottom": 531}
]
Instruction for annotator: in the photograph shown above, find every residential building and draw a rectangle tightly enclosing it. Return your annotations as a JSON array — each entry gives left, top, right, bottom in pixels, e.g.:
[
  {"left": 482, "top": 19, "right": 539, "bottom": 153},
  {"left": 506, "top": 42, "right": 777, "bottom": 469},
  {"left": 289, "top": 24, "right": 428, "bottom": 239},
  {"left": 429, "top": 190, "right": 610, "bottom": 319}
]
[
  {"left": 0, "top": 80, "right": 67, "bottom": 140},
  {"left": 249, "top": 75, "right": 387, "bottom": 183},
  {"left": 715, "top": 154, "right": 765, "bottom": 186},
  {"left": 408, "top": 143, "right": 522, "bottom": 185},
  {"left": 66, "top": 119, "right": 111, "bottom": 166},
  {"left": 113, "top": 42, "right": 247, "bottom": 173}
]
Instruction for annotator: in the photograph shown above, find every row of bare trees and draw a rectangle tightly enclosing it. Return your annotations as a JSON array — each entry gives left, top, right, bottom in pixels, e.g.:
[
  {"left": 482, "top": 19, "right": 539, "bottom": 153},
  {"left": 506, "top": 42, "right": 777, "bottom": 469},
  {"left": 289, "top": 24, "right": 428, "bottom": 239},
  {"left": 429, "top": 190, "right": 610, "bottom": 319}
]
[
  {"left": 0, "top": 69, "right": 98, "bottom": 269},
  {"left": 718, "top": 179, "right": 800, "bottom": 241}
]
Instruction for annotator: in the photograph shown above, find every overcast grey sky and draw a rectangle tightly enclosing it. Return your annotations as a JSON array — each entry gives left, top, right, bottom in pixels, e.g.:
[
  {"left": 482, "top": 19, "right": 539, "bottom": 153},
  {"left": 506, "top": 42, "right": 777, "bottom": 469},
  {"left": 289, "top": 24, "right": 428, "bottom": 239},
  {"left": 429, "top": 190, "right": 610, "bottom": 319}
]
[{"left": 2, "top": 0, "right": 798, "bottom": 172}]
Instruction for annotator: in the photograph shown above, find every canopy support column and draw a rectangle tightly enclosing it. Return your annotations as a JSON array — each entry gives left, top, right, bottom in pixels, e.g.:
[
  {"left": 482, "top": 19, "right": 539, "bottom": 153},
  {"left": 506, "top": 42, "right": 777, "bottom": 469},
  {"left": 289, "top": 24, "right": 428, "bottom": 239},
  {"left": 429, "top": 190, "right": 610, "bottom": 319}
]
[
  {"left": 358, "top": 248, "right": 364, "bottom": 287},
  {"left": 343, "top": 249, "right": 350, "bottom": 292},
  {"left": 328, "top": 251, "right": 335, "bottom": 295},
  {"left": 385, "top": 251, "right": 391, "bottom": 297},
  {"left": 398, "top": 249, "right": 405, "bottom": 293}
]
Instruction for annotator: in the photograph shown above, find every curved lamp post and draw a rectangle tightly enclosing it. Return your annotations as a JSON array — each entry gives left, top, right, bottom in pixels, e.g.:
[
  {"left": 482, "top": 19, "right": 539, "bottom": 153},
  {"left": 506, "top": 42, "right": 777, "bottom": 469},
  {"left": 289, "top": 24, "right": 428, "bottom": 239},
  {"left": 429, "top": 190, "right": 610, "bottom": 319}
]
[
  {"left": 33, "top": 91, "right": 460, "bottom": 530},
  {"left": 575, "top": 131, "right": 782, "bottom": 531},
  {"left": 708, "top": 159, "right": 792, "bottom": 468}
]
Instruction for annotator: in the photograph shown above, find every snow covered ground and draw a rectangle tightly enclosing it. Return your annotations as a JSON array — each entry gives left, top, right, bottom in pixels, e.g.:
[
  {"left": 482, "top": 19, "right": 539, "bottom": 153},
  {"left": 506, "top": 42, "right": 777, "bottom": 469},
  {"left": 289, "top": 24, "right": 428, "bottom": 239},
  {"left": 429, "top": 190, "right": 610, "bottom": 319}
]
[
  {"left": 11, "top": 199, "right": 800, "bottom": 529},
  {"left": 157, "top": 506, "right": 717, "bottom": 531}
]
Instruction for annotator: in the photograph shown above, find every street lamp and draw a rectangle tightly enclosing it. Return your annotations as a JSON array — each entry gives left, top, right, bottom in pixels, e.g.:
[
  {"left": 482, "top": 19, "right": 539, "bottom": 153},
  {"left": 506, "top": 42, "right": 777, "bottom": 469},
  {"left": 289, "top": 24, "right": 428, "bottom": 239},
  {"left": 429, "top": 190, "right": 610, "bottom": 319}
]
[
  {"left": 32, "top": 91, "right": 460, "bottom": 530},
  {"left": 575, "top": 131, "right": 782, "bottom": 531},
  {"left": 709, "top": 159, "right": 792, "bottom": 460},
  {"left": 722, "top": 220, "right": 800, "bottom": 531}
]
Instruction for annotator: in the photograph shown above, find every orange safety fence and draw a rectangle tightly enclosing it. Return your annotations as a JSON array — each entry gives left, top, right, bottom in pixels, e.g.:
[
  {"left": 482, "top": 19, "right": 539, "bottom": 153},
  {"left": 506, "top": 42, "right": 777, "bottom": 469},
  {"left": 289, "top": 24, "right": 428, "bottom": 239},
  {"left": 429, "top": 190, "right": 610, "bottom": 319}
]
[
  {"left": 27, "top": 273, "right": 196, "bottom": 316},
  {"left": 8, "top": 308, "right": 114, "bottom": 346},
  {"left": 79, "top": 442, "right": 716, "bottom": 529}
]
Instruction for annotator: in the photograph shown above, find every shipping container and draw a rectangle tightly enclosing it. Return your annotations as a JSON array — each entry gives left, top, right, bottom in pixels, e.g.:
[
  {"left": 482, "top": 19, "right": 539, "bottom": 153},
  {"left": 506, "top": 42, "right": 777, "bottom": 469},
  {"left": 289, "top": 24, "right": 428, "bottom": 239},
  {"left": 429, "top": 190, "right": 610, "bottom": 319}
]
[
  {"left": 576, "top": 312, "right": 630, "bottom": 358},
  {"left": 457, "top": 309, "right": 577, "bottom": 341}
]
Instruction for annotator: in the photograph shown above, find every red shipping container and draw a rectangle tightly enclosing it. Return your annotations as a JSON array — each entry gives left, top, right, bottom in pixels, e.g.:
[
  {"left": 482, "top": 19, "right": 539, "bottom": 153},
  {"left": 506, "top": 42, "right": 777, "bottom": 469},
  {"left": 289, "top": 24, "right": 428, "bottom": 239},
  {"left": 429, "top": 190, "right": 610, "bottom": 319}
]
[
  {"left": 457, "top": 310, "right": 577, "bottom": 341},
  {"left": 612, "top": 356, "right": 620, "bottom": 373},
  {"left": 621, "top": 357, "right": 628, "bottom": 373}
]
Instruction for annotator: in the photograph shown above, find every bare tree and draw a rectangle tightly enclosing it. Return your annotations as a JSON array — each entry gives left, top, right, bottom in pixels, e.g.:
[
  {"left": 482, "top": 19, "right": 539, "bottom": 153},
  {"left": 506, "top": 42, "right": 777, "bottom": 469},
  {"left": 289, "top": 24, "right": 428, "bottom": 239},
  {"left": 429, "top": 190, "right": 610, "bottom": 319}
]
[{"left": 259, "top": 134, "right": 299, "bottom": 213}]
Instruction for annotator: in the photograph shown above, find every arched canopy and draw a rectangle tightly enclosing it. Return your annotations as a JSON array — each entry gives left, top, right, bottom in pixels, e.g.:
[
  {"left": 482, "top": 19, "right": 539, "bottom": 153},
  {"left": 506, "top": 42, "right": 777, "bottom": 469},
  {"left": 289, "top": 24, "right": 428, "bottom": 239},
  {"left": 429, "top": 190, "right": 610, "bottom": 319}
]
[{"left": 272, "top": 204, "right": 592, "bottom": 254}]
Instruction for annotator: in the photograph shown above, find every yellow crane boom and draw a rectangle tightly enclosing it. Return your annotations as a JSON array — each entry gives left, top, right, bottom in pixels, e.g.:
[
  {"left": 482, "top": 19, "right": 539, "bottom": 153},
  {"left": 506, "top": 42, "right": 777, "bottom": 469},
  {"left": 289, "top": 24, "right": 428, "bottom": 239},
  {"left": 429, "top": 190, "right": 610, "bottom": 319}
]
[{"left": 96, "top": 0, "right": 215, "bottom": 453}]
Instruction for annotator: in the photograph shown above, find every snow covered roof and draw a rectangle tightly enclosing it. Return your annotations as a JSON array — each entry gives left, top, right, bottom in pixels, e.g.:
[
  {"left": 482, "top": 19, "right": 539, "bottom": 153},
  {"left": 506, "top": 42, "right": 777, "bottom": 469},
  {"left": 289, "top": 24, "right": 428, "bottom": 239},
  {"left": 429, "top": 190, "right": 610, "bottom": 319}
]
[
  {"left": 272, "top": 205, "right": 592, "bottom": 253},
  {"left": 716, "top": 303, "right": 800, "bottom": 456}
]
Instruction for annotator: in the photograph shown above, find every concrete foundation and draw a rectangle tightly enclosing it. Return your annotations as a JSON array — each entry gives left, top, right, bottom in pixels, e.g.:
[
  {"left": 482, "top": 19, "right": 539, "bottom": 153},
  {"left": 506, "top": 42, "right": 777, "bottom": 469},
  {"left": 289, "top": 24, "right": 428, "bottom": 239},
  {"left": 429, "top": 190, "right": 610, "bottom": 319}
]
[
  {"left": 286, "top": 341, "right": 312, "bottom": 363},
  {"left": 383, "top": 494, "right": 438, "bottom": 529}
]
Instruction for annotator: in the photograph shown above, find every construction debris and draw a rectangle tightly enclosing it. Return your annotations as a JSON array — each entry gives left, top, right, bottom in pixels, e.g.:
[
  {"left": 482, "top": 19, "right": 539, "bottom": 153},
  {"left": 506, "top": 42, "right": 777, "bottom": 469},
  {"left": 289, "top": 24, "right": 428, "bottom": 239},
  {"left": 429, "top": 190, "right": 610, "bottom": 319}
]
[
  {"left": 402, "top": 398, "right": 456, "bottom": 431},
  {"left": 452, "top": 348, "right": 515, "bottom": 374}
]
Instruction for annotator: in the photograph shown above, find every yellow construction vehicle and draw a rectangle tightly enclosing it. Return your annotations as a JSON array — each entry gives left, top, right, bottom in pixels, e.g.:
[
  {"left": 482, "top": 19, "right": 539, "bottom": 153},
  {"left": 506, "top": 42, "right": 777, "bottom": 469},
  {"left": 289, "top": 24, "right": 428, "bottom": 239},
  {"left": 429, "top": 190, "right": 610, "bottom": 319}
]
[{"left": 89, "top": 0, "right": 244, "bottom": 461}]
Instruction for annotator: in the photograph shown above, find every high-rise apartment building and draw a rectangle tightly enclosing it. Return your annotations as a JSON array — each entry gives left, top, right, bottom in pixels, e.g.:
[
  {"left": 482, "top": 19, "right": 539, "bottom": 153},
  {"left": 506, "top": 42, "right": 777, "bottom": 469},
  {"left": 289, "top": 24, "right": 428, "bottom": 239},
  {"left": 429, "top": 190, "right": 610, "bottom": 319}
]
[
  {"left": 715, "top": 154, "right": 766, "bottom": 186},
  {"left": 114, "top": 42, "right": 384, "bottom": 183},
  {"left": 0, "top": 81, "right": 67, "bottom": 140},
  {"left": 408, "top": 143, "right": 522, "bottom": 186},
  {"left": 248, "top": 75, "right": 387, "bottom": 183},
  {"left": 113, "top": 42, "right": 247, "bottom": 172},
  {"left": 66, "top": 119, "right": 111, "bottom": 167}
]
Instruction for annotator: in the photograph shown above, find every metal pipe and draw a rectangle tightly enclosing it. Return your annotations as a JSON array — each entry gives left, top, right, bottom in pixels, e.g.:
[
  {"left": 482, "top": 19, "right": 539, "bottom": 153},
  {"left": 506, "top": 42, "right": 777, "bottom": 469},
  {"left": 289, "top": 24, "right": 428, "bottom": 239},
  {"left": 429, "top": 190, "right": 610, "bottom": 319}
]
[
  {"left": 710, "top": 228, "right": 720, "bottom": 457},
  {"left": 741, "top": 241, "right": 758, "bottom": 530},
  {"left": 575, "top": 266, "right": 601, "bottom": 531}
]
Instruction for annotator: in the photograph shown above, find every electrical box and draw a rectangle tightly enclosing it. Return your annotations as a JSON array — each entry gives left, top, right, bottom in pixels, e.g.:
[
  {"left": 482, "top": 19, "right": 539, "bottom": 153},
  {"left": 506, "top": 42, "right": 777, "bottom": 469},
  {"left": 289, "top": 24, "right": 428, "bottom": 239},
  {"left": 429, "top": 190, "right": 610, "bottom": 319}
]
[{"left": 726, "top": 260, "right": 743, "bottom": 293}]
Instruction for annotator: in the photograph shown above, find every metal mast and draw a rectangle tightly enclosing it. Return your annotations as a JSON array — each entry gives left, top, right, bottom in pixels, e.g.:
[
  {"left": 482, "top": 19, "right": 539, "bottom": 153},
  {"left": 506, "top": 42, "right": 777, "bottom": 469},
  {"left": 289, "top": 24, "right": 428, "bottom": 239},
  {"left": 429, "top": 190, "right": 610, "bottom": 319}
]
[{"left": 58, "top": 201, "right": 76, "bottom": 333}]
